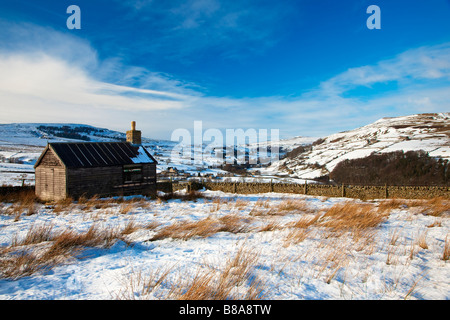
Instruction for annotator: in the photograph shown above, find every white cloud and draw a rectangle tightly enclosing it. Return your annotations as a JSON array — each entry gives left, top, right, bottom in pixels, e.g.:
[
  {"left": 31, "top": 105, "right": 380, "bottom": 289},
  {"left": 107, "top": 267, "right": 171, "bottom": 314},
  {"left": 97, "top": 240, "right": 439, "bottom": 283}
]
[
  {"left": 0, "top": 21, "right": 449, "bottom": 140},
  {"left": 321, "top": 43, "right": 450, "bottom": 95}
]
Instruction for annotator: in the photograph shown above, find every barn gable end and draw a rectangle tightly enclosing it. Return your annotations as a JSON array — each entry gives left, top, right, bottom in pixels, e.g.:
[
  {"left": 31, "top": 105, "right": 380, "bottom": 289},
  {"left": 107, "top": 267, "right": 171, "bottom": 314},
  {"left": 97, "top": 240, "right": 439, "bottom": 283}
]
[{"left": 34, "top": 146, "right": 67, "bottom": 201}]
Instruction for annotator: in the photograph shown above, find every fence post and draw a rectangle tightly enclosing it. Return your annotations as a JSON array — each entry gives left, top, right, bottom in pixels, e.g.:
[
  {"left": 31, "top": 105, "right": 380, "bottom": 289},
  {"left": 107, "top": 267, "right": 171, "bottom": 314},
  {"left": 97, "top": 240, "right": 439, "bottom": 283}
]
[
  {"left": 304, "top": 181, "right": 308, "bottom": 195},
  {"left": 341, "top": 184, "right": 345, "bottom": 197},
  {"left": 385, "top": 184, "right": 388, "bottom": 199},
  {"left": 233, "top": 182, "right": 237, "bottom": 193},
  {"left": 270, "top": 179, "right": 273, "bottom": 192}
]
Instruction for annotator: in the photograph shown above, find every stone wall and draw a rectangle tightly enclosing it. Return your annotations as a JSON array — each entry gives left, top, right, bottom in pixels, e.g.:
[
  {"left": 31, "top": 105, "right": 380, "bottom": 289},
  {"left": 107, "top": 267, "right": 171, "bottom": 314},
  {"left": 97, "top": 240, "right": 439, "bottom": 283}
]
[{"left": 161, "top": 181, "right": 450, "bottom": 200}]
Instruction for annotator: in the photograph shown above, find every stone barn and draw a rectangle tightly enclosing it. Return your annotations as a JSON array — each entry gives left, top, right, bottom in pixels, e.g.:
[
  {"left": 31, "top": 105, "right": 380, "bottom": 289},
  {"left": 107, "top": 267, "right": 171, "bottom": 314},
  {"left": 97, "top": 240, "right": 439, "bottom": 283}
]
[{"left": 34, "top": 122, "right": 157, "bottom": 201}]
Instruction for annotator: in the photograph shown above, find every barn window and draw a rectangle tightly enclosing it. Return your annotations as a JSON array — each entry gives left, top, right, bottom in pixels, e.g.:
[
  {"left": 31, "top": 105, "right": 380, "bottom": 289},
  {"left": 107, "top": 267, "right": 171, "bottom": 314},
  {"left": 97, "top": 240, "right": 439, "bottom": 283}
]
[{"left": 123, "top": 165, "right": 143, "bottom": 183}]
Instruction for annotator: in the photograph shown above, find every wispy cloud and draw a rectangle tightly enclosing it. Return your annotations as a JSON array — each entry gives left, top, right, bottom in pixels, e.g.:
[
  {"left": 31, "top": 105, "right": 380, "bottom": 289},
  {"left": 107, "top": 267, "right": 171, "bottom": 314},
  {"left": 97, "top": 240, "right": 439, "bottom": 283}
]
[
  {"left": 319, "top": 43, "right": 450, "bottom": 97},
  {"left": 112, "top": 0, "right": 297, "bottom": 60},
  {"left": 0, "top": 20, "right": 449, "bottom": 140}
]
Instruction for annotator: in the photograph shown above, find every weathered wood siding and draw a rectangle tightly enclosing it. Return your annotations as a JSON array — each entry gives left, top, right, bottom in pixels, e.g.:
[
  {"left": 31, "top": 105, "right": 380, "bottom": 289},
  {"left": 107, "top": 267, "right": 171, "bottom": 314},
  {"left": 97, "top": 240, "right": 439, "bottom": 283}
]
[
  {"left": 35, "top": 149, "right": 66, "bottom": 201},
  {"left": 66, "top": 163, "right": 157, "bottom": 199}
]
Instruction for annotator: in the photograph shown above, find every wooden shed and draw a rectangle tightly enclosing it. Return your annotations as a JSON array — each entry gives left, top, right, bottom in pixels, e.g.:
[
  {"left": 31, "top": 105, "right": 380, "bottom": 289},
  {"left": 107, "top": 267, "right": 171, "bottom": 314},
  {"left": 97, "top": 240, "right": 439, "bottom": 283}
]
[{"left": 34, "top": 123, "right": 157, "bottom": 201}]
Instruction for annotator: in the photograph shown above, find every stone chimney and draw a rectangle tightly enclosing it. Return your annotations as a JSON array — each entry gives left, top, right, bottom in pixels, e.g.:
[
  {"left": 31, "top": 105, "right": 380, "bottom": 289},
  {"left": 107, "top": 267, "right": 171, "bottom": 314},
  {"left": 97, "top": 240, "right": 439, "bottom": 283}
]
[{"left": 126, "top": 121, "right": 141, "bottom": 145}]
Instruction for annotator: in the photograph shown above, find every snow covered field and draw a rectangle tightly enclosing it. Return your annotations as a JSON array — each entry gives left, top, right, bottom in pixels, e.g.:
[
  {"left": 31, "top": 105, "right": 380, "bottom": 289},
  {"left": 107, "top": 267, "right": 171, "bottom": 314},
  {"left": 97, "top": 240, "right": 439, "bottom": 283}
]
[{"left": 0, "top": 189, "right": 448, "bottom": 300}]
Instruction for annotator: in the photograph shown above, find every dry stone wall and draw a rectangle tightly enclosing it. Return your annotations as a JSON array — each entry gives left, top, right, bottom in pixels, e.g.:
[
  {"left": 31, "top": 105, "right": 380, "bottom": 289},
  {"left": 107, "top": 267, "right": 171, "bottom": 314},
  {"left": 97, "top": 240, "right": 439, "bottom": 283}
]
[{"left": 161, "top": 181, "right": 450, "bottom": 200}]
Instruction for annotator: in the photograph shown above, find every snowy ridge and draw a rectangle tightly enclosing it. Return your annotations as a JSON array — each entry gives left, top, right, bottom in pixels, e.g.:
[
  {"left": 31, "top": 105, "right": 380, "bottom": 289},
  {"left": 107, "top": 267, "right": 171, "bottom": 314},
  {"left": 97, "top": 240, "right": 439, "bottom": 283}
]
[{"left": 266, "top": 113, "right": 450, "bottom": 180}]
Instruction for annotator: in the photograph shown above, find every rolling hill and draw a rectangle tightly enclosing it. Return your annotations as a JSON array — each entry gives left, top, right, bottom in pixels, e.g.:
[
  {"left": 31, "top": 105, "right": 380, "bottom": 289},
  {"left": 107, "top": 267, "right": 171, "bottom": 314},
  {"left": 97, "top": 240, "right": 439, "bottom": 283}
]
[{"left": 264, "top": 113, "right": 450, "bottom": 181}]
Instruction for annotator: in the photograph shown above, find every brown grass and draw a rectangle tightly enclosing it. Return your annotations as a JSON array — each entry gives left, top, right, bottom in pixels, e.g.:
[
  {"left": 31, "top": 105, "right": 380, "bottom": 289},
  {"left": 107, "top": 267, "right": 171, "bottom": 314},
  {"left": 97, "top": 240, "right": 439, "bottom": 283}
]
[
  {"left": 11, "top": 222, "right": 55, "bottom": 247},
  {"left": 233, "top": 199, "right": 250, "bottom": 210},
  {"left": 1, "top": 190, "right": 39, "bottom": 220},
  {"left": 425, "top": 197, "right": 450, "bottom": 217},
  {"left": 284, "top": 228, "right": 311, "bottom": 246},
  {"left": 259, "top": 220, "right": 283, "bottom": 232},
  {"left": 320, "top": 202, "right": 389, "bottom": 233},
  {"left": 249, "top": 199, "right": 313, "bottom": 217},
  {"left": 176, "top": 245, "right": 263, "bottom": 300},
  {"left": 121, "top": 219, "right": 140, "bottom": 235},
  {"left": 0, "top": 189, "right": 37, "bottom": 204},
  {"left": 115, "top": 244, "right": 264, "bottom": 300},
  {"left": 52, "top": 197, "right": 75, "bottom": 213},
  {"left": 0, "top": 223, "right": 125, "bottom": 280},
  {"left": 114, "top": 266, "right": 175, "bottom": 300},
  {"left": 47, "top": 224, "right": 119, "bottom": 255},
  {"left": 442, "top": 235, "right": 450, "bottom": 261},
  {"left": 0, "top": 250, "right": 59, "bottom": 280},
  {"left": 377, "top": 199, "right": 405, "bottom": 213},
  {"left": 416, "top": 230, "right": 428, "bottom": 250},
  {"left": 218, "top": 214, "right": 254, "bottom": 233},
  {"left": 149, "top": 218, "right": 221, "bottom": 241},
  {"left": 209, "top": 197, "right": 229, "bottom": 212},
  {"left": 277, "top": 199, "right": 312, "bottom": 214},
  {"left": 149, "top": 214, "right": 254, "bottom": 242},
  {"left": 288, "top": 214, "right": 321, "bottom": 229}
]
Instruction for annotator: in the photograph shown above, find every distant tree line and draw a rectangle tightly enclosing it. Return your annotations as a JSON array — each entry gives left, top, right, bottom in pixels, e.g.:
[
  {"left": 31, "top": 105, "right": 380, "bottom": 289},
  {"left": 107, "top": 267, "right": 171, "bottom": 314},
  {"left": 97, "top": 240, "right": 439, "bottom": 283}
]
[
  {"left": 282, "top": 138, "right": 325, "bottom": 160},
  {"left": 330, "top": 150, "right": 450, "bottom": 186},
  {"left": 37, "top": 125, "right": 95, "bottom": 141},
  {"left": 36, "top": 125, "right": 125, "bottom": 142}
]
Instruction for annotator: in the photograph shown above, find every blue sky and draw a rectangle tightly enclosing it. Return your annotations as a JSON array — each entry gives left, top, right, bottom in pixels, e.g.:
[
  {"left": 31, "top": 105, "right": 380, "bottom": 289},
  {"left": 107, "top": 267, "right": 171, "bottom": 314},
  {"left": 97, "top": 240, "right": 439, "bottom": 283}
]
[{"left": 0, "top": 0, "right": 449, "bottom": 140}]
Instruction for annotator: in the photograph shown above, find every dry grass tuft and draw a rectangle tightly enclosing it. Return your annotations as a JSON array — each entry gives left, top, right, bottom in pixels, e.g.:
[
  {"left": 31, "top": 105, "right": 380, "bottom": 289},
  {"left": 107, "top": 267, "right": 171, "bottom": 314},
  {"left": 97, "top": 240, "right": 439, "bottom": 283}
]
[
  {"left": 284, "top": 228, "right": 311, "bottom": 246},
  {"left": 114, "top": 266, "right": 175, "bottom": 300},
  {"left": 442, "top": 235, "right": 450, "bottom": 261},
  {"left": 277, "top": 199, "right": 313, "bottom": 214},
  {"left": 415, "top": 230, "right": 429, "bottom": 250},
  {"left": 233, "top": 199, "right": 250, "bottom": 210},
  {"left": 0, "top": 189, "right": 37, "bottom": 204},
  {"left": 425, "top": 197, "right": 450, "bottom": 217},
  {"left": 48, "top": 224, "right": 119, "bottom": 255},
  {"left": 176, "top": 245, "right": 263, "bottom": 300},
  {"left": 320, "top": 202, "right": 388, "bottom": 233},
  {"left": 377, "top": 199, "right": 405, "bottom": 213},
  {"left": 288, "top": 214, "right": 320, "bottom": 229},
  {"left": 11, "top": 222, "right": 54, "bottom": 247},
  {"left": 53, "top": 197, "right": 75, "bottom": 213},
  {"left": 1, "top": 223, "right": 124, "bottom": 280},
  {"left": 149, "top": 214, "right": 254, "bottom": 242},
  {"left": 0, "top": 250, "right": 58, "bottom": 280},
  {"left": 121, "top": 219, "right": 140, "bottom": 235},
  {"left": 150, "top": 218, "right": 221, "bottom": 241},
  {"left": 218, "top": 214, "right": 254, "bottom": 234},
  {"left": 1, "top": 190, "right": 39, "bottom": 220},
  {"left": 259, "top": 220, "right": 283, "bottom": 232},
  {"left": 116, "top": 244, "right": 264, "bottom": 300},
  {"left": 119, "top": 202, "right": 137, "bottom": 215}
]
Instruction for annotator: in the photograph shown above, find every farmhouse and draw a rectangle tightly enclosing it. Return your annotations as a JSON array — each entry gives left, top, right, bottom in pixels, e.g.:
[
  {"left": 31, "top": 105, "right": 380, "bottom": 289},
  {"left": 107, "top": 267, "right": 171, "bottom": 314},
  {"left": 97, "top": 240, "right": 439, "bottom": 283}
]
[{"left": 34, "top": 122, "right": 157, "bottom": 201}]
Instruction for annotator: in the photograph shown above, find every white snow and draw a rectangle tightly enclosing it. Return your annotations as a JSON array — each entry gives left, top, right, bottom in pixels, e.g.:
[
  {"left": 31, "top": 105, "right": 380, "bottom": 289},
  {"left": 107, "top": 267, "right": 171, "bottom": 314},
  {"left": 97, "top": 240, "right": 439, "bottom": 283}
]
[
  {"left": 0, "top": 191, "right": 448, "bottom": 300},
  {"left": 131, "top": 146, "right": 156, "bottom": 164}
]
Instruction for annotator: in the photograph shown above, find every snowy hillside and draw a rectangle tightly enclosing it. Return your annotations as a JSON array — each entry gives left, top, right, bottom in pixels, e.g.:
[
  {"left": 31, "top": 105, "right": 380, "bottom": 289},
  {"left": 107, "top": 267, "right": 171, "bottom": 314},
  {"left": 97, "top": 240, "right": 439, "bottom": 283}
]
[
  {"left": 3, "top": 113, "right": 447, "bottom": 186},
  {"left": 266, "top": 113, "right": 450, "bottom": 180},
  {"left": 0, "top": 123, "right": 316, "bottom": 186}
]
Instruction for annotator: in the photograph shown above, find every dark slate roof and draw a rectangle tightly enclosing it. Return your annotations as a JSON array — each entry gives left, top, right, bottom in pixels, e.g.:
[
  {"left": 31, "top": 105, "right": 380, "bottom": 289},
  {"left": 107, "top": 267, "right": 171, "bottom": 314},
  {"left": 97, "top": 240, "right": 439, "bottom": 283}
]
[{"left": 40, "top": 142, "right": 157, "bottom": 168}]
